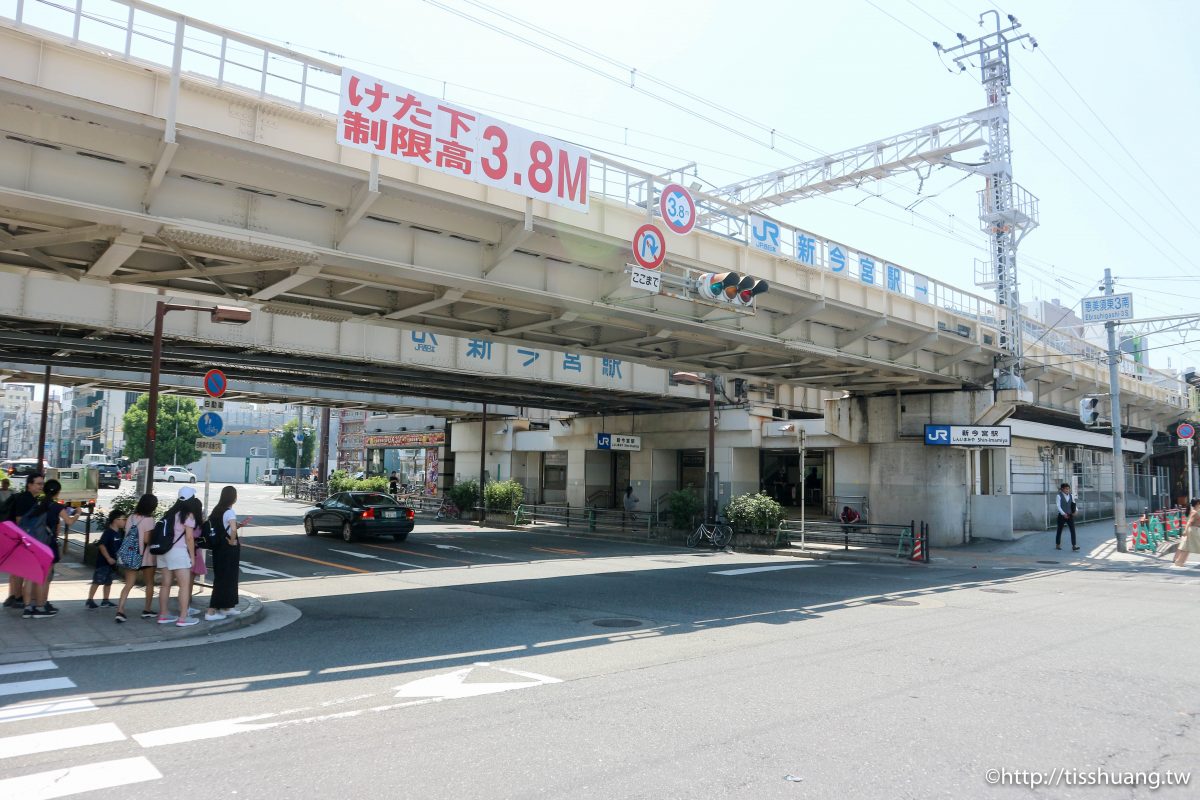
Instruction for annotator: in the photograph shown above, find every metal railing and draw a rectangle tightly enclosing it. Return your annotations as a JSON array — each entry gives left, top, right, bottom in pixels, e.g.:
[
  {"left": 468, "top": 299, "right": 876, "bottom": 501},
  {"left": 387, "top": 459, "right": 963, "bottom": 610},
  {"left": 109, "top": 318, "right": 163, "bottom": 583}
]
[
  {"left": 280, "top": 478, "right": 327, "bottom": 504},
  {"left": 0, "top": 0, "right": 1186, "bottom": 409},
  {"left": 512, "top": 503, "right": 660, "bottom": 538},
  {"left": 775, "top": 519, "right": 916, "bottom": 558}
]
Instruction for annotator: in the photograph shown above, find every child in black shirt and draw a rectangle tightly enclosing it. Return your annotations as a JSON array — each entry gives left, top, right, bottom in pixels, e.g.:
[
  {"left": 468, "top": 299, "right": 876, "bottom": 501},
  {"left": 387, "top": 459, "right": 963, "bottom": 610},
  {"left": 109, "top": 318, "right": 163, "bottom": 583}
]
[{"left": 86, "top": 509, "right": 126, "bottom": 609}]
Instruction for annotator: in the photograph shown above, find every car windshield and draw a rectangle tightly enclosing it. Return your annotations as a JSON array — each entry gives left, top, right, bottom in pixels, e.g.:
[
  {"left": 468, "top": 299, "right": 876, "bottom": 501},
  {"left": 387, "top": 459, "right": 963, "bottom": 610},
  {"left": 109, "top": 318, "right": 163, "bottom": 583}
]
[{"left": 353, "top": 493, "right": 400, "bottom": 507}]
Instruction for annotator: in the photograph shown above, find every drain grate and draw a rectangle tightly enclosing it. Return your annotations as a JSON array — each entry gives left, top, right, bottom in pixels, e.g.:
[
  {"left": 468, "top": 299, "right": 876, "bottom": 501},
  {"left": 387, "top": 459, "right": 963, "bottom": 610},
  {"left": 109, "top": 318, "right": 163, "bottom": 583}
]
[
  {"left": 980, "top": 587, "right": 1016, "bottom": 594},
  {"left": 592, "top": 618, "right": 643, "bottom": 628}
]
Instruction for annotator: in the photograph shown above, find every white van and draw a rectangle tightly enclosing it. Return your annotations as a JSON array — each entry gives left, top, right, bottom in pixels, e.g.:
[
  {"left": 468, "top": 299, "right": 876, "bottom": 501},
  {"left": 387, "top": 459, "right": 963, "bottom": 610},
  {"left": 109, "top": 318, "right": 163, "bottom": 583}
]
[{"left": 80, "top": 454, "right": 107, "bottom": 467}]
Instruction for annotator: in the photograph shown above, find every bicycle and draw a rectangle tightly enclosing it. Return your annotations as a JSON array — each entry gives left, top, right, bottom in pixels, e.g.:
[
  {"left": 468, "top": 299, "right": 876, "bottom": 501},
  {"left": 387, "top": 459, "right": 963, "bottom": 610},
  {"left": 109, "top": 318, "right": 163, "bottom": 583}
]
[
  {"left": 687, "top": 521, "right": 732, "bottom": 548},
  {"left": 435, "top": 497, "right": 460, "bottom": 521}
]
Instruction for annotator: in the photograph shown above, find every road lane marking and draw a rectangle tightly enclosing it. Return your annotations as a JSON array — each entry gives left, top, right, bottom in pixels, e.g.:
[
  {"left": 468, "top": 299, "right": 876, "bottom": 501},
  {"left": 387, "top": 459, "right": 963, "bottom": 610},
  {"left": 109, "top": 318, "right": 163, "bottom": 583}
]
[
  {"left": 237, "top": 561, "right": 298, "bottom": 579},
  {"left": 362, "top": 542, "right": 471, "bottom": 563},
  {"left": 531, "top": 546, "right": 587, "bottom": 556},
  {"left": 0, "top": 678, "right": 75, "bottom": 698},
  {"left": 134, "top": 714, "right": 280, "bottom": 748},
  {"left": 0, "top": 722, "right": 125, "bottom": 759},
  {"left": 712, "top": 563, "right": 849, "bottom": 576},
  {"left": 433, "top": 544, "right": 520, "bottom": 561},
  {"left": 329, "top": 549, "right": 427, "bottom": 569},
  {"left": 0, "top": 660, "right": 57, "bottom": 677},
  {"left": 394, "top": 665, "right": 561, "bottom": 699},
  {"left": 0, "top": 756, "right": 161, "bottom": 798},
  {"left": 0, "top": 698, "right": 97, "bottom": 725},
  {"left": 241, "top": 543, "right": 370, "bottom": 574}
]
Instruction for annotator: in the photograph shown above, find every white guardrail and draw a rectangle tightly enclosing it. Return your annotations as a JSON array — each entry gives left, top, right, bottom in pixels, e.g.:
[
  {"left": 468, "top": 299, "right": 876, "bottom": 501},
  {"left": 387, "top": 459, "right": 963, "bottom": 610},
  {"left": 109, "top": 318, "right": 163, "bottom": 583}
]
[{"left": 0, "top": 0, "right": 1185, "bottom": 406}]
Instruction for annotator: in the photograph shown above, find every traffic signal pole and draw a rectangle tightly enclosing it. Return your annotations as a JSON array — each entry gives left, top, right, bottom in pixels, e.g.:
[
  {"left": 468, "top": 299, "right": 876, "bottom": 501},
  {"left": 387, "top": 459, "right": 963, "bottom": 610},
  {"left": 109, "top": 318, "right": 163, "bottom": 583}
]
[{"left": 1104, "top": 268, "right": 1128, "bottom": 553}]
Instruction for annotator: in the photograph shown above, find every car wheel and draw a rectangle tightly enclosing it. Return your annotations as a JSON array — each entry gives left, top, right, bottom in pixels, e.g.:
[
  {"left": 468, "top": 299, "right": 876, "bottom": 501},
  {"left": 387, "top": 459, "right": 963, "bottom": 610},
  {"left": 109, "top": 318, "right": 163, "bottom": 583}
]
[
  {"left": 304, "top": 518, "right": 317, "bottom": 536},
  {"left": 168, "top": 476, "right": 175, "bottom": 483},
  {"left": 392, "top": 532, "right": 409, "bottom": 543},
  {"left": 341, "top": 522, "right": 354, "bottom": 543},
  {"left": 190, "top": 477, "right": 196, "bottom": 483}
]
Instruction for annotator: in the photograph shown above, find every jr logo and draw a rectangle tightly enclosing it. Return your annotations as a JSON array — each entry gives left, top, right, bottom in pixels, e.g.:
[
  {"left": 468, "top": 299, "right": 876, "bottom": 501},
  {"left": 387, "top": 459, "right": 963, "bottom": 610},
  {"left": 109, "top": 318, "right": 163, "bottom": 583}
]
[
  {"left": 597, "top": 434, "right": 612, "bottom": 450},
  {"left": 751, "top": 216, "right": 780, "bottom": 254},
  {"left": 924, "top": 425, "right": 951, "bottom": 445}
]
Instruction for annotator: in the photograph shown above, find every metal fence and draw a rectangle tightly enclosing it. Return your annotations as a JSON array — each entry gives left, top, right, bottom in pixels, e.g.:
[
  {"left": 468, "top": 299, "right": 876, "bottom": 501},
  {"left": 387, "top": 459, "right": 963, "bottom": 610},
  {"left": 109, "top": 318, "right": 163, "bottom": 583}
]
[{"left": 1010, "top": 454, "right": 1169, "bottom": 529}]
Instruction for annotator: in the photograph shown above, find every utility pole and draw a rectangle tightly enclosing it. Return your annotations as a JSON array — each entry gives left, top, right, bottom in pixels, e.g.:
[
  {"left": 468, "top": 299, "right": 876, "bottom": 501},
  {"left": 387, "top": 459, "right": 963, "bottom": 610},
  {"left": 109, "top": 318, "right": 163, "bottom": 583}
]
[{"left": 1103, "top": 268, "right": 1128, "bottom": 553}]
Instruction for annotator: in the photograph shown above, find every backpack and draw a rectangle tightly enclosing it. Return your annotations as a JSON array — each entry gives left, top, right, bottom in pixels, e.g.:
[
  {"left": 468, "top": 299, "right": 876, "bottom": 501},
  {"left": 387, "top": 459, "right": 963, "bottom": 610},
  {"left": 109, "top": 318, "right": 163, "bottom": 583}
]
[
  {"left": 17, "top": 504, "right": 53, "bottom": 546},
  {"left": 148, "top": 513, "right": 182, "bottom": 556},
  {"left": 195, "top": 519, "right": 217, "bottom": 550},
  {"left": 116, "top": 518, "right": 144, "bottom": 569}
]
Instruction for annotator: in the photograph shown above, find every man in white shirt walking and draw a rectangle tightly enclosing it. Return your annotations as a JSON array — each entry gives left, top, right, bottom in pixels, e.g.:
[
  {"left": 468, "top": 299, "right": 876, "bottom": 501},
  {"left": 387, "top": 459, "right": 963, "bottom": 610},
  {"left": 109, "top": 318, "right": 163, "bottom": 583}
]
[{"left": 1055, "top": 482, "right": 1079, "bottom": 551}]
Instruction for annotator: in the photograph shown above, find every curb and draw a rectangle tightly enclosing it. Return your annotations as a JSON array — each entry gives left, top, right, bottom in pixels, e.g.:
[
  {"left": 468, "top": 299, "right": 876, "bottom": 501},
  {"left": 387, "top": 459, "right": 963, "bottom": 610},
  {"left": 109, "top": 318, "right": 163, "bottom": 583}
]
[{"left": 0, "top": 594, "right": 266, "bottom": 664}]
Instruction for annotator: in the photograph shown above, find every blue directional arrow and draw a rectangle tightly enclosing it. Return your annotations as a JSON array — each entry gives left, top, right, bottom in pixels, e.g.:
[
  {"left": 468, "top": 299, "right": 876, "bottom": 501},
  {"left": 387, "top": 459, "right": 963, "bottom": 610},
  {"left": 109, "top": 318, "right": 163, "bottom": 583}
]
[{"left": 197, "top": 412, "right": 224, "bottom": 438}]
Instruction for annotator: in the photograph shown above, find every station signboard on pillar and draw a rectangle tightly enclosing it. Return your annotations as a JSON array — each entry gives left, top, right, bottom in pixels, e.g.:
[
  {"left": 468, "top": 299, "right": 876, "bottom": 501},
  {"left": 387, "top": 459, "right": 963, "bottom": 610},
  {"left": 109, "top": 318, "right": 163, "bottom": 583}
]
[
  {"left": 596, "top": 433, "right": 641, "bottom": 451},
  {"left": 923, "top": 425, "right": 1011, "bottom": 447}
]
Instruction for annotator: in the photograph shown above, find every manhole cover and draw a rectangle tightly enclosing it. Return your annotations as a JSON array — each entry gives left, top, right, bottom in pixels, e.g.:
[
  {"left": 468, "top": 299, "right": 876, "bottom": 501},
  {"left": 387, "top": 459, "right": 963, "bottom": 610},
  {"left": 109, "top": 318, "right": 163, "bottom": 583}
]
[
  {"left": 868, "top": 598, "right": 919, "bottom": 607},
  {"left": 980, "top": 588, "right": 1016, "bottom": 594},
  {"left": 592, "top": 618, "right": 643, "bottom": 628},
  {"left": 1036, "top": 560, "right": 1060, "bottom": 564}
]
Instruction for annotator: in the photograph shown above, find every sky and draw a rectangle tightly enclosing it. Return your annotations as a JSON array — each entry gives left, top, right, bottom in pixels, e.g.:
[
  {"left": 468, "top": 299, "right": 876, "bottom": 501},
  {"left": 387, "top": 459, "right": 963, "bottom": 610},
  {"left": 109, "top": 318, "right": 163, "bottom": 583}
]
[{"left": 11, "top": 0, "right": 1200, "bottom": 376}]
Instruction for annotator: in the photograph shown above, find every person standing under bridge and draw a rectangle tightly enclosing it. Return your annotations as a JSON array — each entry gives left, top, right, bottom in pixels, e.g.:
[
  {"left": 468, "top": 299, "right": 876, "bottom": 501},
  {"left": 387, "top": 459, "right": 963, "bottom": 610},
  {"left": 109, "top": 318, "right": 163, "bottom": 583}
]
[{"left": 1055, "top": 482, "right": 1079, "bottom": 551}]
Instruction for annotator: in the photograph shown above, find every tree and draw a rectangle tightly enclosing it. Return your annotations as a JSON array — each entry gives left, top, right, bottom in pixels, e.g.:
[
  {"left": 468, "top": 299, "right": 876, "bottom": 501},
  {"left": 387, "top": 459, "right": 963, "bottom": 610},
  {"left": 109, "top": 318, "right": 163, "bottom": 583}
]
[
  {"left": 121, "top": 394, "right": 202, "bottom": 467},
  {"left": 272, "top": 418, "right": 316, "bottom": 469}
]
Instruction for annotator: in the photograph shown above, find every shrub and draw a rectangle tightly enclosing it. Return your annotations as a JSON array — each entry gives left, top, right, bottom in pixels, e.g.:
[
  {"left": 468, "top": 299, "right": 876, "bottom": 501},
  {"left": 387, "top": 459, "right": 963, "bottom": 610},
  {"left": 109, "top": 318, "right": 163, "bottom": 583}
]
[
  {"left": 484, "top": 478, "right": 525, "bottom": 512},
  {"left": 106, "top": 490, "right": 169, "bottom": 519},
  {"left": 724, "top": 492, "right": 785, "bottom": 534},
  {"left": 667, "top": 489, "right": 703, "bottom": 529},
  {"left": 328, "top": 469, "right": 354, "bottom": 493},
  {"left": 352, "top": 476, "right": 389, "bottom": 493},
  {"left": 449, "top": 479, "right": 479, "bottom": 514}
]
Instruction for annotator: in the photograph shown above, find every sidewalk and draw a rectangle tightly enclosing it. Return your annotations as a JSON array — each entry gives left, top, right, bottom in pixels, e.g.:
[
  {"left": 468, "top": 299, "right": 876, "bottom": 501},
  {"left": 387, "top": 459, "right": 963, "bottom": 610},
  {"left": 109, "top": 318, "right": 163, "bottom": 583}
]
[{"left": 0, "top": 544, "right": 265, "bottom": 664}]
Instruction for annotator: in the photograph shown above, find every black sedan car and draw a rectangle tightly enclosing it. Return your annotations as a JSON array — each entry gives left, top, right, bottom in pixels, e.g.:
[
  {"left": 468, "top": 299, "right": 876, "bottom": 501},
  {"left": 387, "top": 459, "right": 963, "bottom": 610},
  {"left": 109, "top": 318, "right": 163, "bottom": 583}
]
[
  {"left": 96, "top": 463, "right": 121, "bottom": 489},
  {"left": 304, "top": 491, "right": 415, "bottom": 542}
]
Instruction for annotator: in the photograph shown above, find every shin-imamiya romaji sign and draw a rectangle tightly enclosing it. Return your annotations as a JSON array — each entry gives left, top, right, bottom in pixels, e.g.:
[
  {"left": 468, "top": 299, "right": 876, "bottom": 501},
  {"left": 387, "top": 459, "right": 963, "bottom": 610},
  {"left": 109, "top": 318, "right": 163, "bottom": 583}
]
[
  {"left": 924, "top": 425, "right": 1011, "bottom": 447},
  {"left": 337, "top": 70, "right": 590, "bottom": 212}
]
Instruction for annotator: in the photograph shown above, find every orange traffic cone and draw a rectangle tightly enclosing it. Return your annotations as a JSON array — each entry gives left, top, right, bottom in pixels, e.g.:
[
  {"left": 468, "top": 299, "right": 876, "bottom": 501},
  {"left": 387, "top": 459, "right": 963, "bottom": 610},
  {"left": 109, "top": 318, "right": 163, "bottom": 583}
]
[{"left": 910, "top": 529, "right": 925, "bottom": 561}]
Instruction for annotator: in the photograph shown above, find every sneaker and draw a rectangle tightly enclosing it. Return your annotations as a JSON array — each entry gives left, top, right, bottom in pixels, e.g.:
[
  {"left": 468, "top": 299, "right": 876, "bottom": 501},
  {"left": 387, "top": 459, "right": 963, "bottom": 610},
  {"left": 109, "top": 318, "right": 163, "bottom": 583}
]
[
  {"left": 22, "top": 605, "right": 34, "bottom": 619},
  {"left": 3, "top": 595, "right": 20, "bottom": 609},
  {"left": 29, "top": 607, "right": 55, "bottom": 619},
  {"left": 175, "top": 618, "right": 199, "bottom": 628},
  {"left": 205, "top": 612, "right": 227, "bottom": 621},
  {"left": 186, "top": 608, "right": 201, "bottom": 617},
  {"left": 85, "top": 600, "right": 99, "bottom": 609},
  {"left": 43, "top": 602, "right": 57, "bottom": 613},
  {"left": 140, "top": 610, "right": 156, "bottom": 619},
  {"left": 224, "top": 608, "right": 242, "bottom": 616},
  {"left": 1072, "top": 546, "right": 1080, "bottom": 552},
  {"left": 100, "top": 600, "right": 116, "bottom": 607},
  {"left": 156, "top": 616, "right": 178, "bottom": 624},
  {"left": 115, "top": 612, "right": 127, "bottom": 623}
]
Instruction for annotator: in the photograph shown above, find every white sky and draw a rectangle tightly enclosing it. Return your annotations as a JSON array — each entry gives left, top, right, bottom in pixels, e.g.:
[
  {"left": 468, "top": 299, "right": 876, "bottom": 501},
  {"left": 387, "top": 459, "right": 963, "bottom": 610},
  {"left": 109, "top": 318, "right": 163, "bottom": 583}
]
[{"left": 19, "top": 0, "right": 1200, "bottom": 375}]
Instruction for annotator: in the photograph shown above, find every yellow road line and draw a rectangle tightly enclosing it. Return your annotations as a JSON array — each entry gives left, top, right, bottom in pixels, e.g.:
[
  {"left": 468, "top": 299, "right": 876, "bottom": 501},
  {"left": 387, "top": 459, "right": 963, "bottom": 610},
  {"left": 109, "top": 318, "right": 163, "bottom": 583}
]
[{"left": 241, "top": 543, "right": 372, "bottom": 574}]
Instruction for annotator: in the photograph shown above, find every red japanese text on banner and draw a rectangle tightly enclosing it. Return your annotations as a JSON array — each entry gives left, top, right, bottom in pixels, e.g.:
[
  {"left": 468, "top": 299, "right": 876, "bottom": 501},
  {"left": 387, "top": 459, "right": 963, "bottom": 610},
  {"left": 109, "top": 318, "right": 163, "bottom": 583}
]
[{"left": 338, "top": 70, "right": 589, "bottom": 213}]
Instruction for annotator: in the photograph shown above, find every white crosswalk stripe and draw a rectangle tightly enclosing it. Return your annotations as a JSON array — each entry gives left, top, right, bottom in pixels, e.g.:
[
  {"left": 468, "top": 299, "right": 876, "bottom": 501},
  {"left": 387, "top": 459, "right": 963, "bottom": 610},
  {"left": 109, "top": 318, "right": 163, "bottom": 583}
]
[
  {"left": 0, "top": 756, "right": 162, "bottom": 798},
  {"left": 0, "top": 661, "right": 163, "bottom": 797}
]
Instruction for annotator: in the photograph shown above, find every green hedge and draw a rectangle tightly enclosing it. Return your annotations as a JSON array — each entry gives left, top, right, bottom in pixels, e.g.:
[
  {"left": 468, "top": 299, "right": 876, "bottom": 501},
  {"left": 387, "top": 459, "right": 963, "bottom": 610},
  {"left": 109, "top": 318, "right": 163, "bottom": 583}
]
[
  {"left": 327, "top": 470, "right": 389, "bottom": 493},
  {"left": 723, "top": 492, "right": 785, "bottom": 534},
  {"left": 449, "top": 479, "right": 479, "bottom": 514},
  {"left": 667, "top": 489, "right": 703, "bottom": 529},
  {"left": 483, "top": 479, "right": 525, "bottom": 512}
]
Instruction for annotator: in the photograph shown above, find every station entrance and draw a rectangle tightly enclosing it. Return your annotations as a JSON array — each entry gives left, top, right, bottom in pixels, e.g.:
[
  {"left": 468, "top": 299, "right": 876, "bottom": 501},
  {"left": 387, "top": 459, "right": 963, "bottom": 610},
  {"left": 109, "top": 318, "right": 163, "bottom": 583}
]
[{"left": 760, "top": 448, "right": 827, "bottom": 513}]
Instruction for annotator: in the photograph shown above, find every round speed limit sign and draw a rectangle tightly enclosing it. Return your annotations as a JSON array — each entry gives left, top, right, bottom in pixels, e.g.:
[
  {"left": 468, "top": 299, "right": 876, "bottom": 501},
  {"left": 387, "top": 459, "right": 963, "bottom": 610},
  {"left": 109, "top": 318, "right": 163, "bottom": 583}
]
[{"left": 659, "top": 183, "right": 696, "bottom": 235}]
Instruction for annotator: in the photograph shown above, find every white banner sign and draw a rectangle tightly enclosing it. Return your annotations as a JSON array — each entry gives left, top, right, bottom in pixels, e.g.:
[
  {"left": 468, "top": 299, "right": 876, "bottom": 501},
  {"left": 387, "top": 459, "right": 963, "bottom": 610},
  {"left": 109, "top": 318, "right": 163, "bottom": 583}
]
[
  {"left": 629, "top": 267, "right": 662, "bottom": 292},
  {"left": 338, "top": 70, "right": 590, "bottom": 212}
]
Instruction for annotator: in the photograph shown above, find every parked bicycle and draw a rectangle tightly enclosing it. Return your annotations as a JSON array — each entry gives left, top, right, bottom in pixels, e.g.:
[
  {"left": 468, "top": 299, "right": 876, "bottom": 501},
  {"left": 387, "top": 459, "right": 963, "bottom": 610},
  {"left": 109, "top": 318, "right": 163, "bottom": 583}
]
[
  {"left": 435, "top": 497, "right": 460, "bottom": 521},
  {"left": 688, "top": 521, "right": 732, "bottom": 548}
]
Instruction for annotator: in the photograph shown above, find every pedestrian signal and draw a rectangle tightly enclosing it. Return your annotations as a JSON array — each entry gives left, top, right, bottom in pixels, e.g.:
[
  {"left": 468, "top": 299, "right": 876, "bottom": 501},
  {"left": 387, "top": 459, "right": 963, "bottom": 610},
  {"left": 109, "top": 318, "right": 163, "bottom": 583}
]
[
  {"left": 696, "top": 272, "right": 769, "bottom": 305},
  {"left": 1079, "top": 397, "right": 1099, "bottom": 425}
]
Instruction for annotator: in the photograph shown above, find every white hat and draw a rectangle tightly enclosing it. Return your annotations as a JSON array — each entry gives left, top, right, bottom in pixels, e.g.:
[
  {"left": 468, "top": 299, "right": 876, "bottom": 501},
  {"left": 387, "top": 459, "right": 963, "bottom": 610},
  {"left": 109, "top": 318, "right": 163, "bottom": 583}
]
[{"left": 177, "top": 485, "right": 196, "bottom": 500}]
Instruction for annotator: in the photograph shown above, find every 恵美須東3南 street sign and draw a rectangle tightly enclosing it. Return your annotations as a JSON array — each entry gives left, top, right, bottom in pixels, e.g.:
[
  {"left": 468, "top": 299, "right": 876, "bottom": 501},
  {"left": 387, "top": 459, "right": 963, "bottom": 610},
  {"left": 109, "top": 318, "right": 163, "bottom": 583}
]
[
  {"left": 924, "top": 425, "right": 1011, "bottom": 447},
  {"left": 1080, "top": 293, "right": 1133, "bottom": 323}
]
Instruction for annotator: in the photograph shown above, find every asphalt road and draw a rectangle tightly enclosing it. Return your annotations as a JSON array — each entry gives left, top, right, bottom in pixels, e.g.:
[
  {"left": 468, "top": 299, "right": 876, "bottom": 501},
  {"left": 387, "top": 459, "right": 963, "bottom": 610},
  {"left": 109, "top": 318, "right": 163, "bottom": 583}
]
[{"left": 4, "top": 483, "right": 1198, "bottom": 798}]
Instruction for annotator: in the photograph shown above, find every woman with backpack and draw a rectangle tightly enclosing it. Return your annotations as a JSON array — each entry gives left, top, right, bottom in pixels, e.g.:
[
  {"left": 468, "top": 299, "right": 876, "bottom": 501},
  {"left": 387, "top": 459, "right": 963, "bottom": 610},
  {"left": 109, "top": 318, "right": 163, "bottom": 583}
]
[
  {"left": 114, "top": 493, "right": 158, "bottom": 623},
  {"left": 155, "top": 487, "right": 202, "bottom": 627},
  {"left": 205, "top": 485, "right": 245, "bottom": 621}
]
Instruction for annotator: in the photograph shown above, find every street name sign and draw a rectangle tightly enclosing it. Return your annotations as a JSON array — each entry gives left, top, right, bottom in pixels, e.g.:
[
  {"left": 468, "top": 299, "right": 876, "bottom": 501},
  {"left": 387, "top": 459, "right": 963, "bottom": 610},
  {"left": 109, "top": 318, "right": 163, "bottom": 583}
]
[
  {"left": 195, "top": 438, "right": 225, "bottom": 454},
  {"left": 924, "top": 425, "right": 1011, "bottom": 447},
  {"left": 1080, "top": 293, "right": 1133, "bottom": 323}
]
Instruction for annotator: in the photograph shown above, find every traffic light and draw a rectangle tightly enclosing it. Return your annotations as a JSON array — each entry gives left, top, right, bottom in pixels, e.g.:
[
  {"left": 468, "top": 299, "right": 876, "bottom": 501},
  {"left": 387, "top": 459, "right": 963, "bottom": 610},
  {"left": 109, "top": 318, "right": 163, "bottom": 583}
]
[
  {"left": 1079, "top": 397, "right": 1099, "bottom": 425},
  {"left": 696, "top": 272, "right": 769, "bottom": 305}
]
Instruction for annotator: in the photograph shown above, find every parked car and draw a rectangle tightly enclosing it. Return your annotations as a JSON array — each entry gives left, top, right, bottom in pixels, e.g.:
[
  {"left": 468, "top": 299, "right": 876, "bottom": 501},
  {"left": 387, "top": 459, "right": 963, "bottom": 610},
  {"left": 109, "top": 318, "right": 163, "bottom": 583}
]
[
  {"left": 0, "top": 458, "right": 50, "bottom": 477},
  {"left": 95, "top": 463, "right": 121, "bottom": 489},
  {"left": 258, "top": 467, "right": 299, "bottom": 486},
  {"left": 152, "top": 465, "right": 197, "bottom": 483},
  {"left": 304, "top": 491, "right": 415, "bottom": 542}
]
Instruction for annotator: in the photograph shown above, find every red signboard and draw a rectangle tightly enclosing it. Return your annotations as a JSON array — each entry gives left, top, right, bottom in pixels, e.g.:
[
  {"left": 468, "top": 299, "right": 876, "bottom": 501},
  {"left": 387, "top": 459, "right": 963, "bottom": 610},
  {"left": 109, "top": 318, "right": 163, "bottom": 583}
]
[
  {"left": 337, "top": 70, "right": 590, "bottom": 213},
  {"left": 363, "top": 431, "right": 447, "bottom": 449}
]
